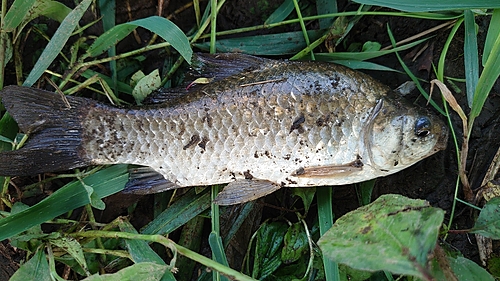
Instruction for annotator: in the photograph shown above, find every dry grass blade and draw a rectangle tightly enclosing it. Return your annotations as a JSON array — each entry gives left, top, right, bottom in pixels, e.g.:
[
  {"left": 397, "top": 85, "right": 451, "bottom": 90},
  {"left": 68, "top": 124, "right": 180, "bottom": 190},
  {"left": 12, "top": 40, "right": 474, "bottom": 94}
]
[{"left": 430, "top": 79, "right": 472, "bottom": 201}]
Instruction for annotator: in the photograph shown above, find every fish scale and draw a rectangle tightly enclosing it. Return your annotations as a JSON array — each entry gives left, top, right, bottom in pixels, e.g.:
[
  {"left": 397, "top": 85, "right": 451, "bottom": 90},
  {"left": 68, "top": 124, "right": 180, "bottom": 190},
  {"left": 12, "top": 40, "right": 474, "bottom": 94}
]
[{"left": 0, "top": 54, "right": 448, "bottom": 204}]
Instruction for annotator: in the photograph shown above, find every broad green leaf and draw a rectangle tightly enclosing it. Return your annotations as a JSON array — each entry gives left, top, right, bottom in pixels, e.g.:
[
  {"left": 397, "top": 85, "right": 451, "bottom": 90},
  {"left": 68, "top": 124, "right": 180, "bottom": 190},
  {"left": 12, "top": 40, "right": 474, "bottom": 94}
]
[
  {"left": 471, "top": 197, "right": 500, "bottom": 239},
  {"left": 132, "top": 69, "right": 161, "bottom": 105},
  {"left": 50, "top": 236, "right": 89, "bottom": 276},
  {"left": 253, "top": 221, "right": 288, "bottom": 279},
  {"left": 141, "top": 188, "right": 210, "bottom": 235},
  {"left": 449, "top": 256, "right": 495, "bottom": 281},
  {"left": 10, "top": 250, "right": 51, "bottom": 281},
  {"left": 351, "top": 0, "right": 500, "bottom": 12},
  {"left": 23, "top": 0, "right": 92, "bottom": 87},
  {"left": 87, "top": 16, "right": 192, "bottom": 63},
  {"left": 3, "top": 0, "right": 37, "bottom": 31},
  {"left": 281, "top": 222, "right": 308, "bottom": 264},
  {"left": 195, "top": 30, "right": 324, "bottom": 55},
  {"left": 82, "top": 262, "right": 168, "bottom": 281},
  {"left": 0, "top": 165, "right": 129, "bottom": 242},
  {"left": 318, "top": 194, "right": 444, "bottom": 279}
]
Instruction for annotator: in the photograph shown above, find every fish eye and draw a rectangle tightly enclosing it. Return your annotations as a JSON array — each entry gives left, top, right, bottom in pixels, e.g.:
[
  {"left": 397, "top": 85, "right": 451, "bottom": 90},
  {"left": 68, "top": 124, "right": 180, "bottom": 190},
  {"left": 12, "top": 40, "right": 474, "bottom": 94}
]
[{"left": 415, "top": 117, "right": 431, "bottom": 138}]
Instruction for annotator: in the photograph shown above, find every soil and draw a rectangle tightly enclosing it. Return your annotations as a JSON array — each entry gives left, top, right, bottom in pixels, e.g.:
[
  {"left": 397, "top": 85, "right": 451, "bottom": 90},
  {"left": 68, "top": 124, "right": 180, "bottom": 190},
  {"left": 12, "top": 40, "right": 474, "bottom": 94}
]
[{"left": 4, "top": 0, "right": 500, "bottom": 279}]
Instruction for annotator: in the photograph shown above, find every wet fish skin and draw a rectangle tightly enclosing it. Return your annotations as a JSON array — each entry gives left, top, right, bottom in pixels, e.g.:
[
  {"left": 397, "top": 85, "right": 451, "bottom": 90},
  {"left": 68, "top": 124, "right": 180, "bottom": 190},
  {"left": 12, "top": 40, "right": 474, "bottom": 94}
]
[{"left": 0, "top": 54, "right": 448, "bottom": 203}]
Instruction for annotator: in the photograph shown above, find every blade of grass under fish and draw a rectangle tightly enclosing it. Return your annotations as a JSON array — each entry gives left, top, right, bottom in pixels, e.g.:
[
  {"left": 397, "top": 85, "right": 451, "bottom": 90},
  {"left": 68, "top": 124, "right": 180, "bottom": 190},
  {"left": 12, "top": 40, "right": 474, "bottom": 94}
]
[
  {"left": 482, "top": 9, "right": 500, "bottom": 65},
  {"left": 176, "top": 216, "right": 204, "bottom": 279},
  {"left": 208, "top": 232, "right": 230, "bottom": 281},
  {"left": 317, "top": 187, "right": 340, "bottom": 281},
  {"left": 464, "top": 10, "right": 479, "bottom": 108},
  {"left": 0, "top": 164, "right": 129, "bottom": 242},
  {"left": 119, "top": 219, "right": 176, "bottom": 281},
  {"left": 316, "top": 0, "right": 337, "bottom": 29},
  {"left": 386, "top": 26, "right": 446, "bottom": 116},
  {"left": 315, "top": 37, "right": 429, "bottom": 61},
  {"left": 265, "top": 0, "right": 294, "bottom": 24},
  {"left": 351, "top": 0, "right": 500, "bottom": 12},
  {"left": 356, "top": 179, "right": 375, "bottom": 206},
  {"left": 23, "top": 0, "right": 92, "bottom": 87},
  {"left": 141, "top": 188, "right": 210, "bottom": 235},
  {"left": 87, "top": 16, "right": 192, "bottom": 64},
  {"left": 195, "top": 30, "right": 324, "bottom": 55}
]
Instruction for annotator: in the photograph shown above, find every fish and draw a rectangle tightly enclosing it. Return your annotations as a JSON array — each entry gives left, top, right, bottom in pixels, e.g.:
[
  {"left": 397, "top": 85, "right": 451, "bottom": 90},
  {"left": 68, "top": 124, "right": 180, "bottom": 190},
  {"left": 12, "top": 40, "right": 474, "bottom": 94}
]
[{"left": 0, "top": 53, "right": 448, "bottom": 205}]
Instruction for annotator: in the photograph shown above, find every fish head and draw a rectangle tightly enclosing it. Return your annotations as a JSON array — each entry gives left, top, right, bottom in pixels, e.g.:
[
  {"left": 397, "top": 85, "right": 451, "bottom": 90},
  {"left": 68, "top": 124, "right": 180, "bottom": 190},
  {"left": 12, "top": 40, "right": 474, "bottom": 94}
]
[{"left": 365, "top": 97, "right": 448, "bottom": 173}]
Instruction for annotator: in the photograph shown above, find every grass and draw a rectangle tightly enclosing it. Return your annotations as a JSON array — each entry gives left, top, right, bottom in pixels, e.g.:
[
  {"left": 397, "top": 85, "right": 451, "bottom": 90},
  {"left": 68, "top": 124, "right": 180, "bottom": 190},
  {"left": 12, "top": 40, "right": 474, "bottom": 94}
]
[{"left": 1, "top": 0, "right": 500, "bottom": 280}]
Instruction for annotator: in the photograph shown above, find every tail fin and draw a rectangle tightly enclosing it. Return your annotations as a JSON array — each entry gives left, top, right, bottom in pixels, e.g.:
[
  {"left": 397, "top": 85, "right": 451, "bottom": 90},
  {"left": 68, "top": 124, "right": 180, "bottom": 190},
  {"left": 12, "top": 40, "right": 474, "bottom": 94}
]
[{"left": 0, "top": 86, "right": 93, "bottom": 176}]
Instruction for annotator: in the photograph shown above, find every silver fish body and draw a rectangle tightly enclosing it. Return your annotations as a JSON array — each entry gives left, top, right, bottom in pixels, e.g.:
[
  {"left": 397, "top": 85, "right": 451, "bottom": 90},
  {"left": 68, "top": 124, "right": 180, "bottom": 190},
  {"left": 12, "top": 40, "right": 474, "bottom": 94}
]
[{"left": 0, "top": 54, "right": 448, "bottom": 204}]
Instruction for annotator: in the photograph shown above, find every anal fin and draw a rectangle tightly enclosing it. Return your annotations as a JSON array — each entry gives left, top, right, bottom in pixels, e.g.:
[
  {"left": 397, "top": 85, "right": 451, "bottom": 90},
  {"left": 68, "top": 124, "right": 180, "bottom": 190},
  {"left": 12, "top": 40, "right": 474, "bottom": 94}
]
[
  {"left": 214, "top": 179, "right": 281, "bottom": 205},
  {"left": 293, "top": 157, "right": 364, "bottom": 178}
]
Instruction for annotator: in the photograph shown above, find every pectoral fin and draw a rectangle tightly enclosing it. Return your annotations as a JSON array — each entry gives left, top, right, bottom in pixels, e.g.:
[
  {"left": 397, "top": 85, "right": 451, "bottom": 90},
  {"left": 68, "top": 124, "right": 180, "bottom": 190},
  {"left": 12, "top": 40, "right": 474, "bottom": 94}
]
[
  {"left": 214, "top": 179, "right": 282, "bottom": 205},
  {"left": 293, "top": 157, "right": 363, "bottom": 178}
]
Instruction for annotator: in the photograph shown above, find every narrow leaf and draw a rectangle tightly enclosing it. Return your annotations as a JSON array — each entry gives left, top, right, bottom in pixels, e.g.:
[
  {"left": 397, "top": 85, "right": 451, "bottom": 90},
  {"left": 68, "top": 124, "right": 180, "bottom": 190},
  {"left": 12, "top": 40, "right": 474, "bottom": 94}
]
[
  {"left": 141, "top": 188, "right": 210, "bottom": 235},
  {"left": 351, "top": 0, "right": 500, "bottom": 12},
  {"left": 82, "top": 262, "right": 168, "bottom": 281},
  {"left": 0, "top": 165, "right": 129, "bottom": 241},
  {"left": 23, "top": 0, "right": 92, "bottom": 87},
  {"left": 3, "top": 0, "right": 37, "bottom": 31},
  {"left": 87, "top": 16, "right": 192, "bottom": 63},
  {"left": 464, "top": 10, "right": 479, "bottom": 108}
]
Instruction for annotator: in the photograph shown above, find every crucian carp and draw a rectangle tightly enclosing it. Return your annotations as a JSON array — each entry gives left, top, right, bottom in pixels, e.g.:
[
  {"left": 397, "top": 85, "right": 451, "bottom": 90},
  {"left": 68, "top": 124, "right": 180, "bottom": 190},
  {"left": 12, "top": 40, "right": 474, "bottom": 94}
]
[{"left": 0, "top": 53, "right": 448, "bottom": 205}]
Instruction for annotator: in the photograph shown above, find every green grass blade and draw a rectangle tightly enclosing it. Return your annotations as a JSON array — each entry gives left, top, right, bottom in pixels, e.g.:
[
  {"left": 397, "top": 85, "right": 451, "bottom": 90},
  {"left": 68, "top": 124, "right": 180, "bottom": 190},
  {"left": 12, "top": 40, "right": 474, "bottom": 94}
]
[
  {"left": 386, "top": 25, "right": 446, "bottom": 116},
  {"left": 483, "top": 9, "right": 500, "bottom": 65},
  {"left": 87, "top": 16, "right": 192, "bottom": 64},
  {"left": 141, "top": 188, "right": 210, "bottom": 235},
  {"left": 98, "top": 0, "right": 117, "bottom": 91},
  {"left": 317, "top": 187, "right": 340, "bottom": 281},
  {"left": 331, "top": 60, "right": 400, "bottom": 71},
  {"left": 469, "top": 28, "right": 500, "bottom": 122},
  {"left": 0, "top": 165, "right": 129, "bottom": 241},
  {"left": 315, "top": 37, "right": 429, "bottom": 61},
  {"left": 23, "top": 0, "right": 92, "bottom": 87},
  {"left": 464, "top": 10, "right": 479, "bottom": 108},
  {"left": 3, "top": 0, "right": 36, "bottom": 31},
  {"left": 351, "top": 0, "right": 500, "bottom": 12},
  {"left": 264, "top": 0, "right": 294, "bottom": 24},
  {"left": 119, "top": 220, "right": 176, "bottom": 281}
]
